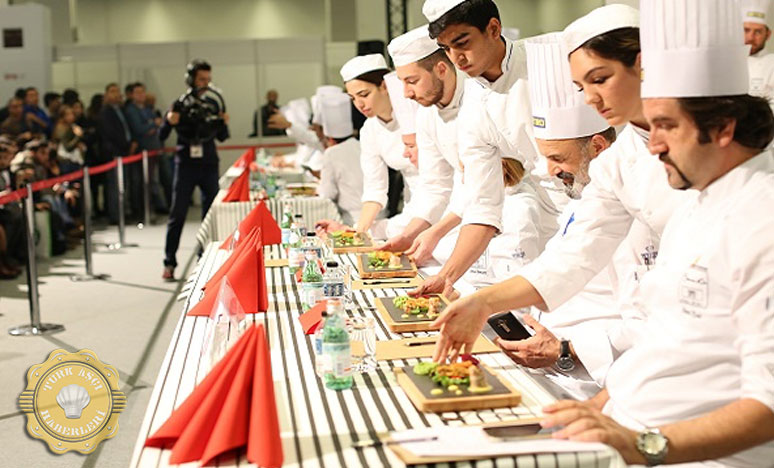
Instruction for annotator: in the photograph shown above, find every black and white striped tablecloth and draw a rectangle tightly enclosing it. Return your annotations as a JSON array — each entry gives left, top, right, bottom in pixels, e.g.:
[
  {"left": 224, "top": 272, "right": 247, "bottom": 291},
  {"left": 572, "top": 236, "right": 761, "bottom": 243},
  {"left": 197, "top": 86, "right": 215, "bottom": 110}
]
[{"left": 130, "top": 245, "right": 625, "bottom": 468}]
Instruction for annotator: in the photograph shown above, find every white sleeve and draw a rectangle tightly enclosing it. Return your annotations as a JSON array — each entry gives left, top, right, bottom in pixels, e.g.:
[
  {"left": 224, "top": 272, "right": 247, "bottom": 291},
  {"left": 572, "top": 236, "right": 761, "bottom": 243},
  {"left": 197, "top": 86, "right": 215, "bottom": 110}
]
[
  {"left": 447, "top": 171, "right": 468, "bottom": 218},
  {"left": 359, "top": 122, "right": 389, "bottom": 208},
  {"left": 518, "top": 149, "right": 635, "bottom": 311},
  {"left": 456, "top": 86, "right": 505, "bottom": 231},
  {"left": 286, "top": 123, "right": 324, "bottom": 152},
  {"left": 413, "top": 115, "right": 454, "bottom": 224},
  {"left": 490, "top": 193, "right": 543, "bottom": 279},
  {"left": 317, "top": 149, "right": 338, "bottom": 203}
]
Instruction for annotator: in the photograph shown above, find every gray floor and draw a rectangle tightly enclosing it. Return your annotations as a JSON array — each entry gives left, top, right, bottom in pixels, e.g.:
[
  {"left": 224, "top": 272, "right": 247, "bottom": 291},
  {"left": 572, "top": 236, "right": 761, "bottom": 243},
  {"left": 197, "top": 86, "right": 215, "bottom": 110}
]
[{"left": 0, "top": 215, "right": 201, "bottom": 466}]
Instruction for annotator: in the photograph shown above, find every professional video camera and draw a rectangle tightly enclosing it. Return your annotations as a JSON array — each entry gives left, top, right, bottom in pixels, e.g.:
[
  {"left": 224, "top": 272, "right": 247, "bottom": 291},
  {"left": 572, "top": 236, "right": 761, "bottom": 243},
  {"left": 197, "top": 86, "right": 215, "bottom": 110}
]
[{"left": 171, "top": 85, "right": 227, "bottom": 144}]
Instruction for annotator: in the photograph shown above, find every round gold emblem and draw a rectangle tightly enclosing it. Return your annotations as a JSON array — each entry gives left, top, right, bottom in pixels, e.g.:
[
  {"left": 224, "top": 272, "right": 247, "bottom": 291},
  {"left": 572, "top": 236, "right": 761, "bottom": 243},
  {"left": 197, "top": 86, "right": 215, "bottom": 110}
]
[{"left": 18, "top": 349, "right": 126, "bottom": 454}]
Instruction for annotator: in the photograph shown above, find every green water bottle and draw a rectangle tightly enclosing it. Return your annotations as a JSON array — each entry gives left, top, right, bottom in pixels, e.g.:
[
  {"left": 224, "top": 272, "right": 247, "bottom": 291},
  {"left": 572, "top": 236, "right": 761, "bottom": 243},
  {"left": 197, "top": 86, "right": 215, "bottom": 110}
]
[{"left": 321, "top": 300, "right": 353, "bottom": 390}]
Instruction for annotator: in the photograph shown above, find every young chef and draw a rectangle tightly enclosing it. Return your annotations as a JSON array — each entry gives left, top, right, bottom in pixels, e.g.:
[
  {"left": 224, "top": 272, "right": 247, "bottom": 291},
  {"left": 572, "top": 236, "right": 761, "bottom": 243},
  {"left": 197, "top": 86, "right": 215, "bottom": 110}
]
[
  {"left": 542, "top": 1, "right": 774, "bottom": 465},
  {"left": 316, "top": 92, "right": 363, "bottom": 226},
  {"left": 742, "top": 0, "right": 774, "bottom": 105},
  {"left": 431, "top": 4, "right": 690, "bottom": 362},
  {"left": 414, "top": 0, "right": 558, "bottom": 297}
]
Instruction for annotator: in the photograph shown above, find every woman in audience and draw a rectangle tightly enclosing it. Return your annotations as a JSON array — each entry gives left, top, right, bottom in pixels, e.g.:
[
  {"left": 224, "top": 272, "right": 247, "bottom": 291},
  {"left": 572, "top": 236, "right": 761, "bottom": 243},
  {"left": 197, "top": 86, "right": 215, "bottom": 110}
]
[{"left": 51, "top": 104, "right": 86, "bottom": 174}]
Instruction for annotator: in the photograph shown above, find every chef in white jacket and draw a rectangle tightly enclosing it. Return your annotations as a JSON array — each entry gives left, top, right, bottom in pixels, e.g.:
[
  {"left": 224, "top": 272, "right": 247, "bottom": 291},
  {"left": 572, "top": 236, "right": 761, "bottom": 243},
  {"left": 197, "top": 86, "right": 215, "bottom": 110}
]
[
  {"left": 431, "top": 4, "right": 691, "bottom": 362},
  {"left": 317, "top": 54, "right": 421, "bottom": 239},
  {"left": 380, "top": 25, "right": 466, "bottom": 260},
  {"left": 414, "top": 0, "right": 557, "bottom": 297},
  {"left": 316, "top": 92, "right": 363, "bottom": 226},
  {"left": 273, "top": 98, "right": 318, "bottom": 170},
  {"left": 543, "top": 1, "right": 774, "bottom": 465},
  {"left": 494, "top": 33, "right": 650, "bottom": 400},
  {"left": 742, "top": 0, "right": 774, "bottom": 104}
]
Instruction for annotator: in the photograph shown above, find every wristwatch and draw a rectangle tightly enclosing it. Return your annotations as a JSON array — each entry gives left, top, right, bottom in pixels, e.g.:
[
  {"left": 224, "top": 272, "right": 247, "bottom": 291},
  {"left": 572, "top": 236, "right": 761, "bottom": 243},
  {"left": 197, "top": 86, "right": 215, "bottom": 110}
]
[
  {"left": 636, "top": 428, "right": 669, "bottom": 466},
  {"left": 556, "top": 339, "right": 575, "bottom": 371}
]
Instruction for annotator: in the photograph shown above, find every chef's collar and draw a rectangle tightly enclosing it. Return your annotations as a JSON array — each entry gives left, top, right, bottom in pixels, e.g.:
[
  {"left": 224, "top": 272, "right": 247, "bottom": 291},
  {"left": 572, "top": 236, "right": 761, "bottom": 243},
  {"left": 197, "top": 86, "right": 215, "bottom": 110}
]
[
  {"left": 697, "top": 149, "right": 773, "bottom": 204},
  {"left": 376, "top": 111, "right": 399, "bottom": 131},
  {"left": 436, "top": 69, "right": 466, "bottom": 121},
  {"left": 473, "top": 36, "right": 513, "bottom": 86},
  {"left": 751, "top": 49, "right": 767, "bottom": 58},
  {"left": 630, "top": 122, "right": 650, "bottom": 143}
]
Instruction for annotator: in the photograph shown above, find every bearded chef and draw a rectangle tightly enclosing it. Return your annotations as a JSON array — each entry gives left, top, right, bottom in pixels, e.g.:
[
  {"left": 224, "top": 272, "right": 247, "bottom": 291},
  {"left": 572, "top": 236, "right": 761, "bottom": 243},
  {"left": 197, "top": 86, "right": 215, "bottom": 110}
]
[{"left": 742, "top": 0, "right": 774, "bottom": 105}]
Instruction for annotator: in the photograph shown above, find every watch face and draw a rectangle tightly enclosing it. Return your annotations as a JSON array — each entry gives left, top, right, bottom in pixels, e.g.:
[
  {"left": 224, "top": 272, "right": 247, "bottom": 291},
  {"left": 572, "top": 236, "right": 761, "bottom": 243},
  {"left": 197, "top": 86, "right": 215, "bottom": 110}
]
[
  {"left": 557, "top": 356, "right": 575, "bottom": 372},
  {"left": 643, "top": 433, "right": 667, "bottom": 453}
]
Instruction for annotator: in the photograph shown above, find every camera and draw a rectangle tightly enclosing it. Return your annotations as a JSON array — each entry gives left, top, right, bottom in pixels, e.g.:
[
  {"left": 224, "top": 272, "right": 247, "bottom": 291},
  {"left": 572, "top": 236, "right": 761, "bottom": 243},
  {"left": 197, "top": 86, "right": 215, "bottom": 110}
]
[{"left": 171, "top": 85, "right": 227, "bottom": 144}]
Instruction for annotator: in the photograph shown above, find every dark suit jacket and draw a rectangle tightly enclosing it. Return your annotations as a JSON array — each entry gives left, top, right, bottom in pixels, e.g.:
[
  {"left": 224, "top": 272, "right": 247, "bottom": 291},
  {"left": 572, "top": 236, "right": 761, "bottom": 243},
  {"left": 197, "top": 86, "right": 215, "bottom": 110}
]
[{"left": 97, "top": 105, "right": 131, "bottom": 160}]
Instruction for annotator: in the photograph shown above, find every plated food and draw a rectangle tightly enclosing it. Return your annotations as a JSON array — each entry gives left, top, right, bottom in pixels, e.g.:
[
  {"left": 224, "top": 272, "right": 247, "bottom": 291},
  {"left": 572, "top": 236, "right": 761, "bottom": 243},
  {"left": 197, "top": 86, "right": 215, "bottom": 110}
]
[
  {"left": 357, "top": 252, "right": 417, "bottom": 279},
  {"left": 393, "top": 296, "right": 442, "bottom": 320},
  {"left": 368, "top": 251, "right": 403, "bottom": 269},
  {"left": 413, "top": 357, "right": 492, "bottom": 395},
  {"left": 329, "top": 230, "right": 374, "bottom": 253},
  {"left": 374, "top": 295, "right": 448, "bottom": 332}
]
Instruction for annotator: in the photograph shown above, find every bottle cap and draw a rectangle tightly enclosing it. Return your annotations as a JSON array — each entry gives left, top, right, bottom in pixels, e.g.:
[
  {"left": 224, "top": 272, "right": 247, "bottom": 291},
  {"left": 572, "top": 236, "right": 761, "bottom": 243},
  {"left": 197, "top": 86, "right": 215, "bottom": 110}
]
[
  {"left": 326, "top": 261, "right": 339, "bottom": 267},
  {"left": 306, "top": 232, "right": 316, "bottom": 237},
  {"left": 294, "top": 214, "right": 303, "bottom": 218}
]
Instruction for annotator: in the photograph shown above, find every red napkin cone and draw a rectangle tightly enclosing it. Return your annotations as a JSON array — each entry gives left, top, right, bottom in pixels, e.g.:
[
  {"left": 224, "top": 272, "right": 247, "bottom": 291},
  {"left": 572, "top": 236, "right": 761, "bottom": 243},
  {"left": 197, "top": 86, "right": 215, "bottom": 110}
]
[
  {"left": 205, "top": 228, "right": 260, "bottom": 292},
  {"left": 247, "top": 325, "right": 283, "bottom": 467},
  {"left": 233, "top": 148, "right": 255, "bottom": 169},
  {"left": 222, "top": 169, "right": 250, "bottom": 202},
  {"left": 299, "top": 300, "right": 327, "bottom": 335},
  {"left": 144, "top": 324, "right": 283, "bottom": 466},
  {"left": 220, "top": 201, "right": 281, "bottom": 248}
]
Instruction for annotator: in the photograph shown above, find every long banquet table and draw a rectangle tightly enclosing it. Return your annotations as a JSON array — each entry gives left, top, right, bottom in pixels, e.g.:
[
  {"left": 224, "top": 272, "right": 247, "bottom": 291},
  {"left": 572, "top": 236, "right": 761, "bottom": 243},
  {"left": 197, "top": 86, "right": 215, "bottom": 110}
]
[{"left": 129, "top": 243, "right": 626, "bottom": 467}]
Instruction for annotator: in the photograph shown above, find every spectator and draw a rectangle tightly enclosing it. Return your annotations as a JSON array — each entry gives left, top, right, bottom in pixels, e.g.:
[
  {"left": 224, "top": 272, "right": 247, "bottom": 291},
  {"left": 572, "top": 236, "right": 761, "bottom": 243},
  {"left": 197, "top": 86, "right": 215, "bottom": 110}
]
[
  {"left": 84, "top": 93, "right": 106, "bottom": 217},
  {"left": 124, "top": 82, "right": 168, "bottom": 217},
  {"left": 98, "top": 83, "right": 133, "bottom": 225},
  {"left": 259, "top": 89, "right": 284, "bottom": 136},
  {"left": 0, "top": 137, "right": 23, "bottom": 278},
  {"left": 62, "top": 88, "right": 79, "bottom": 106},
  {"left": 0, "top": 88, "right": 26, "bottom": 123},
  {"left": 44, "top": 92, "right": 62, "bottom": 126},
  {"left": 146, "top": 92, "right": 173, "bottom": 205},
  {"left": 23, "top": 87, "right": 52, "bottom": 136},
  {"left": 1, "top": 97, "right": 33, "bottom": 141},
  {"left": 51, "top": 105, "right": 86, "bottom": 174}
]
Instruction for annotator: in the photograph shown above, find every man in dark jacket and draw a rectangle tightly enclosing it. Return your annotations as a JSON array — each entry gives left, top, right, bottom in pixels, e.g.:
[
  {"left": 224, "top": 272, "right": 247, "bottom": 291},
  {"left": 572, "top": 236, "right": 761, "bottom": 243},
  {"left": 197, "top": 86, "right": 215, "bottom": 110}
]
[{"left": 97, "top": 83, "right": 134, "bottom": 224}]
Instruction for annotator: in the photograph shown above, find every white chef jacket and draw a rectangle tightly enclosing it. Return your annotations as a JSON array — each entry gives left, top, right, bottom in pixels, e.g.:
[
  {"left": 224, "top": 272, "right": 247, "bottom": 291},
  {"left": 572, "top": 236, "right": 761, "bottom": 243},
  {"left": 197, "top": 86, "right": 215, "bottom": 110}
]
[
  {"left": 317, "top": 137, "right": 363, "bottom": 226},
  {"left": 519, "top": 124, "right": 693, "bottom": 312},
  {"left": 285, "top": 122, "right": 324, "bottom": 171},
  {"left": 413, "top": 70, "right": 467, "bottom": 224},
  {"left": 604, "top": 151, "right": 774, "bottom": 468},
  {"left": 456, "top": 37, "right": 550, "bottom": 231},
  {"left": 748, "top": 50, "right": 774, "bottom": 104}
]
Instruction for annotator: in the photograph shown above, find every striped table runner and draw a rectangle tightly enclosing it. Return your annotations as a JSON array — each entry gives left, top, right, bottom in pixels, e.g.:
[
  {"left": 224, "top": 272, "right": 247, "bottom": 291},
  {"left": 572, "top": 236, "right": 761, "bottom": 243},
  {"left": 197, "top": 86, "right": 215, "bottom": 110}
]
[{"left": 130, "top": 245, "right": 625, "bottom": 468}]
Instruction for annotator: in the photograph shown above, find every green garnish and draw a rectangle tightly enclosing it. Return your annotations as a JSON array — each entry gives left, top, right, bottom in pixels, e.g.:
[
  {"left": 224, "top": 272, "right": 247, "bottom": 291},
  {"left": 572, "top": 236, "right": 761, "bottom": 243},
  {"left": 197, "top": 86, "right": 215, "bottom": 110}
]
[{"left": 413, "top": 362, "right": 438, "bottom": 376}]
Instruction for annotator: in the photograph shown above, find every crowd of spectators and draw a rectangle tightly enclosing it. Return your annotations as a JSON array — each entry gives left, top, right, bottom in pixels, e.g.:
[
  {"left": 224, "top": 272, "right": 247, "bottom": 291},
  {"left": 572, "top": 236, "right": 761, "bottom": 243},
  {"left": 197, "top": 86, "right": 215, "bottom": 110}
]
[{"left": 0, "top": 83, "right": 173, "bottom": 279}]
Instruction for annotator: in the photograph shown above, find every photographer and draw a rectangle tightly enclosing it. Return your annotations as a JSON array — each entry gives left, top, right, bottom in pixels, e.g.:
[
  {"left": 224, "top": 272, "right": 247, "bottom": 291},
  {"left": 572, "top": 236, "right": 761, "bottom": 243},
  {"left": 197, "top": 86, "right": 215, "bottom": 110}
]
[{"left": 160, "top": 59, "right": 229, "bottom": 280}]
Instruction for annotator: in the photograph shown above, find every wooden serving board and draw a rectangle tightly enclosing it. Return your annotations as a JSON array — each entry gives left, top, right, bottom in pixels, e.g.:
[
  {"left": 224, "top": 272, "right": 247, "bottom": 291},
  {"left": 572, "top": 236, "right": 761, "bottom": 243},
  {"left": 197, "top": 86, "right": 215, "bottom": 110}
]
[
  {"left": 329, "top": 232, "right": 376, "bottom": 254},
  {"left": 374, "top": 295, "right": 449, "bottom": 332},
  {"left": 265, "top": 258, "right": 288, "bottom": 268},
  {"left": 394, "top": 363, "right": 521, "bottom": 412},
  {"left": 351, "top": 277, "right": 422, "bottom": 290},
  {"left": 351, "top": 336, "right": 498, "bottom": 360},
  {"left": 357, "top": 253, "right": 417, "bottom": 279}
]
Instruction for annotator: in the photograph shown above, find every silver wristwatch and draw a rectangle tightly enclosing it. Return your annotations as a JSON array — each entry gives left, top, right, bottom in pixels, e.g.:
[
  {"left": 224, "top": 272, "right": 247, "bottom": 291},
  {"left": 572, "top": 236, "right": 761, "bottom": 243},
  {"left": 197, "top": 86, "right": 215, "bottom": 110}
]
[
  {"left": 556, "top": 339, "right": 575, "bottom": 371},
  {"left": 636, "top": 428, "right": 668, "bottom": 466}
]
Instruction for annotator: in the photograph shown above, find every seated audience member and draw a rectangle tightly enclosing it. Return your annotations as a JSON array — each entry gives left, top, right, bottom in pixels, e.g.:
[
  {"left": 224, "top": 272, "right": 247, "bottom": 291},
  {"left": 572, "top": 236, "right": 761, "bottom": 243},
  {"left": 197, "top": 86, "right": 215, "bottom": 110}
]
[
  {"left": 23, "top": 87, "right": 52, "bottom": 137},
  {"left": 52, "top": 105, "right": 86, "bottom": 174},
  {"left": 258, "top": 89, "right": 284, "bottom": 137},
  {"left": 1, "top": 97, "right": 32, "bottom": 141},
  {"left": 0, "top": 137, "right": 23, "bottom": 278},
  {"left": 44, "top": 92, "right": 62, "bottom": 125},
  {"left": 316, "top": 92, "right": 363, "bottom": 226}
]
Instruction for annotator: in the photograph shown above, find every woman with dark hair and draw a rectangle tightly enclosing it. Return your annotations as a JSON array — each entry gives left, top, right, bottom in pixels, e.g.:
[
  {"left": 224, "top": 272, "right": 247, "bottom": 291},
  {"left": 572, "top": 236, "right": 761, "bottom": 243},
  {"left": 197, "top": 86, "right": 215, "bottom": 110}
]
[{"left": 317, "top": 54, "right": 421, "bottom": 238}]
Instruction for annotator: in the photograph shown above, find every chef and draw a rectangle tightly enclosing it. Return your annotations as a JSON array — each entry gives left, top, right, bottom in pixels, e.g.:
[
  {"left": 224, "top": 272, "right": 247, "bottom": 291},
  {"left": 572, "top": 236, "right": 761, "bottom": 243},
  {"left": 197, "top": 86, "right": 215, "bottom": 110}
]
[
  {"left": 431, "top": 4, "right": 691, "bottom": 363},
  {"left": 415, "top": 0, "right": 557, "bottom": 297},
  {"left": 316, "top": 92, "right": 363, "bottom": 226},
  {"left": 542, "top": 1, "right": 774, "bottom": 465},
  {"left": 495, "top": 32, "right": 649, "bottom": 400},
  {"left": 742, "top": 0, "right": 774, "bottom": 104},
  {"left": 317, "top": 54, "right": 421, "bottom": 238},
  {"left": 272, "top": 98, "right": 318, "bottom": 170},
  {"left": 380, "top": 25, "right": 465, "bottom": 263}
]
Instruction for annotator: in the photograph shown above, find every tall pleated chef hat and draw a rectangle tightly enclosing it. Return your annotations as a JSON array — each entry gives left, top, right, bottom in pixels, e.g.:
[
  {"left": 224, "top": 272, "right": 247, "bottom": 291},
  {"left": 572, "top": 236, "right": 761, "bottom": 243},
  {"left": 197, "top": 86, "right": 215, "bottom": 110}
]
[
  {"left": 526, "top": 32, "right": 609, "bottom": 140},
  {"left": 740, "top": 0, "right": 771, "bottom": 26},
  {"left": 562, "top": 4, "right": 640, "bottom": 56},
  {"left": 422, "top": 0, "right": 467, "bottom": 22},
  {"left": 388, "top": 25, "right": 439, "bottom": 67},
  {"left": 384, "top": 71, "right": 419, "bottom": 135},
  {"left": 281, "top": 98, "right": 312, "bottom": 128},
  {"left": 320, "top": 92, "right": 354, "bottom": 139},
  {"left": 640, "top": 0, "right": 749, "bottom": 98},
  {"left": 340, "top": 54, "right": 389, "bottom": 82},
  {"left": 311, "top": 85, "right": 344, "bottom": 126}
]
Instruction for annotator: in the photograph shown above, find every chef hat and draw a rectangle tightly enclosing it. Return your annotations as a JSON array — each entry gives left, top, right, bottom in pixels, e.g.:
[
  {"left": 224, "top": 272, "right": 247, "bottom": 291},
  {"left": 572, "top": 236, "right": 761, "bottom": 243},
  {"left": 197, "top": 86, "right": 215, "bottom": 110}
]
[
  {"left": 562, "top": 4, "right": 639, "bottom": 56},
  {"left": 384, "top": 71, "right": 419, "bottom": 135},
  {"left": 281, "top": 98, "right": 312, "bottom": 127},
  {"left": 423, "top": 0, "right": 466, "bottom": 23},
  {"left": 388, "top": 25, "right": 440, "bottom": 67},
  {"left": 502, "top": 27, "right": 520, "bottom": 41},
  {"left": 641, "top": 0, "right": 749, "bottom": 98},
  {"left": 311, "top": 85, "right": 343, "bottom": 125},
  {"left": 526, "top": 32, "right": 609, "bottom": 140},
  {"left": 340, "top": 54, "right": 389, "bottom": 82},
  {"left": 320, "top": 92, "right": 354, "bottom": 139},
  {"left": 740, "top": 0, "right": 771, "bottom": 26}
]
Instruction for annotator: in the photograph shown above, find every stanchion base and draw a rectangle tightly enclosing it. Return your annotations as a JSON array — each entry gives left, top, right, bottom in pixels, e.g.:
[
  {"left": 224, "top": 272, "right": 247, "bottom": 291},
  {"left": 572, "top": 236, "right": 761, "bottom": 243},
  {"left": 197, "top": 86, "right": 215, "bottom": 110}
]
[
  {"left": 8, "top": 323, "right": 65, "bottom": 336},
  {"left": 106, "top": 242, "right": 140, "bottom": 250},
  {"left": 70, "top": 273, "right": 111, "bottom": 282}
]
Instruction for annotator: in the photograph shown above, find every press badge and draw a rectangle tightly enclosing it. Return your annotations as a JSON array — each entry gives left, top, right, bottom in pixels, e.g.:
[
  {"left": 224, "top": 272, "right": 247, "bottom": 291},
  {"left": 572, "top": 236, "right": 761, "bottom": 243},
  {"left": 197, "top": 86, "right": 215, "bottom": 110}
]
[
  {"left": 190, "top": 144, "right": 203, "bottom": 158},
  {"left": 679, "top": 264, "right": 708, "bottom": 309}
]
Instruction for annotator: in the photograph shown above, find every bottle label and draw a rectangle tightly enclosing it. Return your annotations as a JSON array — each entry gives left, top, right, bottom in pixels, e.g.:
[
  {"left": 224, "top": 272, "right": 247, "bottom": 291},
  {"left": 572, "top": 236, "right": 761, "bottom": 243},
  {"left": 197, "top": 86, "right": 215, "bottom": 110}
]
[
  {"left": 303, "top": 284, "right": 324, "bottom": 307},
  {"left": 322, "top": 342, "right": 351, "bottom": 377},
  {"left": 323, "top": 281, "right": 345, "bottom": 297}
]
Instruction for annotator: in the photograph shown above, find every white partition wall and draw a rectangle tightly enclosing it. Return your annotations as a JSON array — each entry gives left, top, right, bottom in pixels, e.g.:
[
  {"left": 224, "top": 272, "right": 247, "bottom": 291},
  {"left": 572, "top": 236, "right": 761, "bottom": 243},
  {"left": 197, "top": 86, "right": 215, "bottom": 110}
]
[{"left": 0, "top": 3, "right": 52, "bottom": 102}]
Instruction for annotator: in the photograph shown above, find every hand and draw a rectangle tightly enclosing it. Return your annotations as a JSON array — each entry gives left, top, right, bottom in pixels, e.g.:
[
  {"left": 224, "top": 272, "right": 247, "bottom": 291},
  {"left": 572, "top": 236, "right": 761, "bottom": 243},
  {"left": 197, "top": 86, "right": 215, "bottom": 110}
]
[
  {"left": 64, "top": 189, "right": 78, "bottom": 206},
  {"left": 166, "top": 111, "right": 180, "bottom": 125},
  {"left": 409, "top": 273, "right": 455, "bottom": 298},
  {"left": 429, "top": 292, "right": 493, "bottom": 362},
  {"left": 35, "top": 202, "right": 51, "bottom": 211},
  {"left": 72, "top": 125, "right": 83, "bottom": 137},
  {"left": 378, "top": 234, "right": 413, "bottom": 253},
  {"left": 267, "top": 113, "right": 291, "bottom": 130},
  {"left": 314, "top": 219, "right": 349, "bottom": 234},
  {"left": 248, "top": 161, "right": 262, "bottom": 173},
  {"left": 405, "top": 229, "right": 440, "bottom": 266},
  {"left": 221, "top": 112, "right": 230, "bottom": 124},
  {"left": 541, "top": 400, "right": 645, "bottom": 464},
  {"left": 495, "top": 315, "right": 560, "bottom": 369}
]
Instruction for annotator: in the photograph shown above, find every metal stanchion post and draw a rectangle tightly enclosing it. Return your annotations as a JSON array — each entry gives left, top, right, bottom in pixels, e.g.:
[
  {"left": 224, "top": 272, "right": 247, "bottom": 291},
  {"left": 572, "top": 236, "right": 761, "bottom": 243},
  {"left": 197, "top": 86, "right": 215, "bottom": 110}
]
[
  {"left": 140, "top": 150, "right": 151, "bottom": 229},
  {"left": 8, "top": 185, "right": 65, "bottom": 336},
  {"left": 108, "top": 156, "right": 137, "bottom": 249},
  {"left": 71, "top": 168, "right": 110, "bottom": 281}
]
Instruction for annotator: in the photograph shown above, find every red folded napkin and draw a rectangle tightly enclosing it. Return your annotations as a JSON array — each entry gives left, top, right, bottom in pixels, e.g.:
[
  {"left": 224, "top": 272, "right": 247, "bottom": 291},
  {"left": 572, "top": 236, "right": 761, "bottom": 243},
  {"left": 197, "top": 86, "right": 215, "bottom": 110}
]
[
  {"left": 205, "top": 228, "right": 260, "bottom": 292},
  {"left": 188, "top": 237, "right": 268, "bottom": 317},
  {"left": 222, "top": 169, "right": 250, "bottom": 202},
  {"left": 219, "top": 200, "right": 281, "bottom": 248},
  {"left": 233, "top": 148, "right": 256, "bottom": 169},
  {"left": 298, "top": 301, "right": 327, "bottom": 335},
  {"left": 145, "top": 324, "right": 283, "bottom": 467}
]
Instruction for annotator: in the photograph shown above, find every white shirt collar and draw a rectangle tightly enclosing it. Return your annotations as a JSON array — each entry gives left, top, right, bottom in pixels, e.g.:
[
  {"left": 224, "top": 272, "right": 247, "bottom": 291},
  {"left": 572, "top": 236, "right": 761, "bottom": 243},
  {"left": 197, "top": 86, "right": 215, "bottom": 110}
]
[
  {"left": 472, "top": 36, "right": 515, "bottom": 88},
  {"left": 698, "top": 149, "right": 774, "bottom": 205}
]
